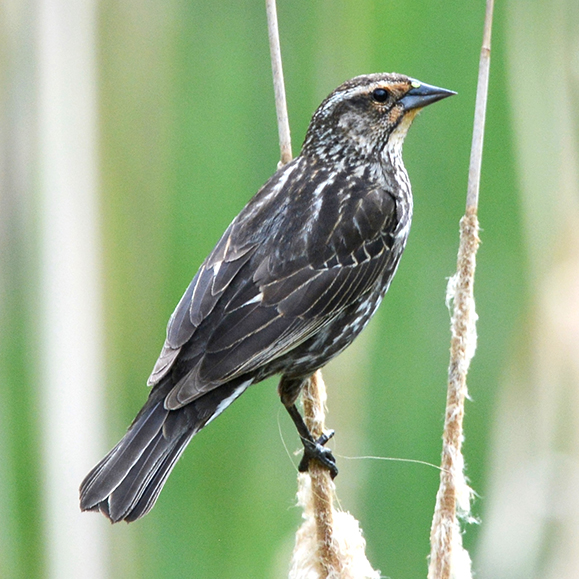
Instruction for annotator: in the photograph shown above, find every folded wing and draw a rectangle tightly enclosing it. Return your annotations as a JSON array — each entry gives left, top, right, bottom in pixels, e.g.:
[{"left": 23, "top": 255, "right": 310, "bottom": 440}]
[{"left": 147, "top": 158, "right": 398, "bottom": 410}]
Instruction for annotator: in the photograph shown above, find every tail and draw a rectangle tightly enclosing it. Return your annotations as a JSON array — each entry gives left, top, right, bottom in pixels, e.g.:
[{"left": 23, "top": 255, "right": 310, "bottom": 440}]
[{"left": 79, "top": 378, "right": 250, "bottom": 523}]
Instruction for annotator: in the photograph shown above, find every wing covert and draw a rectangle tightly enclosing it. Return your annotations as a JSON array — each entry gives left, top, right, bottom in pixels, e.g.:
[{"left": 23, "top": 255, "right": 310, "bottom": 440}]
[{"left": 149, "top": 157, "right": 399, "bottom": 409}]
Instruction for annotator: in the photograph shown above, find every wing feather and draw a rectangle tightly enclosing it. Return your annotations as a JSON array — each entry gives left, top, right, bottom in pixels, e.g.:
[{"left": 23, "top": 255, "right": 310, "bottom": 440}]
[{"left": 149, "top": 157, "right": 399, "bottom": 408}]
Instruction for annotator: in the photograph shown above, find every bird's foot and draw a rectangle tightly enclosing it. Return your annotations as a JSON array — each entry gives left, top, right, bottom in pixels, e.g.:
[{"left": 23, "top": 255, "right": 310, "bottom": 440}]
[{"left": 298, "top": 430, "right": 338, "bottom": 479}]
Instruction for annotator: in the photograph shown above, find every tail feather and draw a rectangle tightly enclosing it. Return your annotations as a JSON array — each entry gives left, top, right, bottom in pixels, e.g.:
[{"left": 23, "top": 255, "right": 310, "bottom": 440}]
[
  {"left": 80, "top": 400, "right": 168, "bottom": 508},
  {"left": 124, "top": 430, "right": 194, "bottom": 522},
  {"left": 107, "top": 427, "right": 179, "bottom": 521},
  {"left": 80, "top": 378, "right": 250, "bottom": 523}
]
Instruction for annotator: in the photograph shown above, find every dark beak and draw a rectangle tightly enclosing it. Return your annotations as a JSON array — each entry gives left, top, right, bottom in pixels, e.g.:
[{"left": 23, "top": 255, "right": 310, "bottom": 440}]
[{"left": 399, "top": 80, "right": 456, "bottom": 111}]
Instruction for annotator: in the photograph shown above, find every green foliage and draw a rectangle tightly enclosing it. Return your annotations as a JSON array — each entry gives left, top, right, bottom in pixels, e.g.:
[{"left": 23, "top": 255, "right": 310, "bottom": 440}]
[{"left": 1, "top": 1, "right": 530, "bottom": 578}]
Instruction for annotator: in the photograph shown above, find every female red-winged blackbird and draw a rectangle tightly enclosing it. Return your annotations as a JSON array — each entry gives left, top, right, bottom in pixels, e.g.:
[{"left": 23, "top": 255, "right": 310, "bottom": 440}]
[{"left": 80, "top": 73, "right": 454, "bottom": 522}]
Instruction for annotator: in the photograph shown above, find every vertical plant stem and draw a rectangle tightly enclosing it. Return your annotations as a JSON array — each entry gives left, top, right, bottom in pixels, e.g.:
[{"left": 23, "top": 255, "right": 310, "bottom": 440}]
[
  {"left": 265, "top": 3, "right": 341, "bottom": 576},
  {"left": 266, "top": 0, "right": 293, "bottom": 166},
  {"left": 427, "top": 1, "right": 494, "bottom": 578},
  {"left": 467, "top": 0, "right": 494, "bottom": 211},
  {"left": 427, "top": 213, "right": 480, "bottom": 579},
  {"left": 302, "top": 372, "right": 342, "bottom": 578},
  {"left": 37, "top": 1, "right": 107, "bottom": 577}
]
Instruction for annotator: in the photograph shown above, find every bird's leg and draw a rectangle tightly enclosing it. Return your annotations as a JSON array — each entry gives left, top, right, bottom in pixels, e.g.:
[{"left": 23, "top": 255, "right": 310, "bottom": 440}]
[
  {"left": 285, "top": 404, "right": 338, "bottom": 478},
  {"left": 279, "top": 376, "right": 338, "bottom": 478}
]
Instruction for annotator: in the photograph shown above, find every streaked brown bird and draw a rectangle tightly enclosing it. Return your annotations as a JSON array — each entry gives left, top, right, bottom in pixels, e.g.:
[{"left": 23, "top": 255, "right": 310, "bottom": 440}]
[{"left": 80, "top": 73, "right": 454, "bottom": 522}]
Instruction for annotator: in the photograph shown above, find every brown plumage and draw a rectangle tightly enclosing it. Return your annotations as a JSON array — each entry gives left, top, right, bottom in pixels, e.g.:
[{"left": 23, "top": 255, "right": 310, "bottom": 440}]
[{"left": 80, "top": 73, "right": 454, "bottom": 522}]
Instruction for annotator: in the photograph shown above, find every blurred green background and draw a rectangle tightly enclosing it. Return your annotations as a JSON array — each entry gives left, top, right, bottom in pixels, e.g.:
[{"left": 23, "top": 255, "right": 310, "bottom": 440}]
[{"left": 1, "top": 0, "right": 578, "bottom": 578}]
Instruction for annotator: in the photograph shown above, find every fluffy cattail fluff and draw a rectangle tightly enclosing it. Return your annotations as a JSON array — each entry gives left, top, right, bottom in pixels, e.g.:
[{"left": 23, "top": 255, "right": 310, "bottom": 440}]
[
  {"left": 427, "top": 213, "right": 479, "bottom": 579},
  {"left": 289, "top": 474, "right": 380, "bottom": 579},
  {"left": 289, "top": 372, "right": 380, "bottom": 579}
]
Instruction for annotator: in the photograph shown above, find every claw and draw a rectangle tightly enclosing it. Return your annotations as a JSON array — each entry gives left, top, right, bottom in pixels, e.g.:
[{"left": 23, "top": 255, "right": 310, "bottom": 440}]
[
  {"left": 317, "top": 429, "right": 335, "bottom": 446},
  {"left": 284, "top": 403, "right": 339, "bottom": 478},
  {"left": 298, "top": 431, "right": 339, "bottom": 479}
]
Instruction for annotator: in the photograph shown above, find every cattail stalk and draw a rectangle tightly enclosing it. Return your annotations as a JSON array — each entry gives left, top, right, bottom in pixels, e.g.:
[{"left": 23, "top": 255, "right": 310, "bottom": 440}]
[
  {"left": 266, "top": 3, "right": 378, "bottom": 577},
  {"left": 265, "top": 1, "right": 338, "bottom": 573},
  {"left": 427, "top": 1, "right": 494, "bottom": 578},
  {"left": 265, "top": 5, "right": 337, "bottom": 572},
  {"left": 289, "top": 373, "right": 379, "bottom": 579},
  {"left": 266, "top": 0, "right": 292, "bottom": 166}
]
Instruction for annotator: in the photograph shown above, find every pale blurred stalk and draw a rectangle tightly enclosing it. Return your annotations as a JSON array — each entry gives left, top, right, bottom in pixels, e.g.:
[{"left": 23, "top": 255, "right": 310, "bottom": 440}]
[
  {"left": 37, "top": 0, "right": 108, "bottom": 577},
  {"left": 475, "top": 0, "right": 579, "bottom": 577},
  {"left": 0, "top": 1, "right": 40, "bottom": 577}
]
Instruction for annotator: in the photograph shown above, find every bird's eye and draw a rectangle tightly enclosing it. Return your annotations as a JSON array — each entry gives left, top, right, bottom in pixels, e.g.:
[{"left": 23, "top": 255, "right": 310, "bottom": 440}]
[{"left": 372, "top": 88, "right": 390, "bottom": 103}]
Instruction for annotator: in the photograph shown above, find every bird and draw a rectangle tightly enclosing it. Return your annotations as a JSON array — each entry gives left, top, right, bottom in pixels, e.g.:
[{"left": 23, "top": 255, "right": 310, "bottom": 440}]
[{"left": 80, "top": 72, "right": 455, "bottom": 523}]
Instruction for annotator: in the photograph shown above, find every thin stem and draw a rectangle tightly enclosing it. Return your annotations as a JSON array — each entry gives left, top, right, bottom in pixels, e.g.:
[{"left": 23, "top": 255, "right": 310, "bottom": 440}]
[
  {"left": 265, "top": 0, "right": 293, "bottom": 166},
  {"left": 427, "top": 213, "right": 480, "bottom": 579},
  {"left": 265, "top": 5, "right": 339, "bottom": 576},
  {"left": 302, "top": 372, "right": 342, "bottom": 578},
  {"left": 428, "top": 1, "right": 494, "bottom": 578},
  {"left": 466, "top": 0, "right": 494, "bottom": 211}
]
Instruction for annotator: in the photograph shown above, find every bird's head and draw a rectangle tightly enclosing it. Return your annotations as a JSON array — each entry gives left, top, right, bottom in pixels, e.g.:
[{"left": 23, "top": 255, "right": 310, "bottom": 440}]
[{"left": 302, "top": 73, "right": 455, "bottom": 163}]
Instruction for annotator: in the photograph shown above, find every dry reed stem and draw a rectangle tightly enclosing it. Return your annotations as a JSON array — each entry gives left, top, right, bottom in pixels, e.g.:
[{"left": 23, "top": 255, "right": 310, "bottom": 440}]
[
  {"left": 466, "top": 0, "right": 494, "bottom": 211},
  {"left": 301, "top": 372, "right": 343, "bottom": 577},
  {"left": 266, "top": 0, "right": 292, "bottom": 165},
  {"left": 290, "top": 373, "right": 380, "bottom": 579},
  {"left": 266, "top": 4, "right": 377, "bottom": 576},
  {"left": 264, "top": 4, "right": 344, "bottom": 575},
  {"left": 427, "top": 211, "right": 479, "bottom": 579},
  {"left": 427, "top": 1, "right": 494, "bottom": 577}
]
